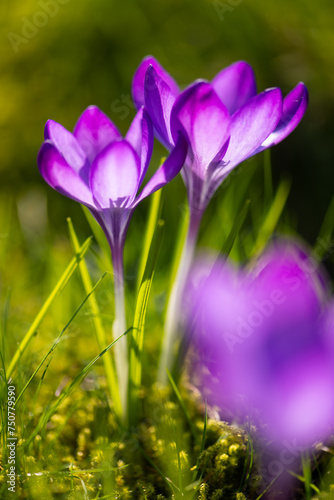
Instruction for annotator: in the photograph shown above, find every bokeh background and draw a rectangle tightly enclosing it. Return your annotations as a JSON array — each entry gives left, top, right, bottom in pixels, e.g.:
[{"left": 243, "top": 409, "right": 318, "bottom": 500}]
[
  {"left": 1, "top": 0, "right": 334, "bottom": 236},
  {"left": 1, "top": 0, "right": 334, "bottom": 337}
]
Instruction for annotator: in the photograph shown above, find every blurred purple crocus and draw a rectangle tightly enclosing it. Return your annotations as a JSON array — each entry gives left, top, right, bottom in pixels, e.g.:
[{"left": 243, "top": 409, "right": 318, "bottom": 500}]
[
  {"left": 132, "top": 57, "right": 308, "bottom": 382},
  {"left": 38, "top": 105, "right": 187, "bottom": 411},
  {"left": 186, "top": 241, "right": 334, "bottom": 447}
]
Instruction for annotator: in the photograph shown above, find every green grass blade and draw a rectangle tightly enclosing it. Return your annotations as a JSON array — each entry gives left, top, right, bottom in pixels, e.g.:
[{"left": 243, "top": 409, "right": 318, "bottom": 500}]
[
  {"left": 138, "top": 443, "right": 177, "bottom": 496},
  {"left": 81, "top": 205, "right": 111, "bottom": 266},
  {"left": 6, "top": 236, "right": 92, "bottom": 379},
  {"left": 263, "top": 149, "right": 274, "bottom": 206},
  {"left": 314, "top": 194, "right": 334, "bottom": 260},
  {"left": 168, "top": 197, "right": 189, "bottom": 293},
  {"left": 67, "top": 218, "right": 122, "bottom": 418},
  {"left": 166, "top": 369, "right": 199, "bottom": 445},
  {"left": 252, "top": 177, "right": 291, "bottom": 256},
  {"left": 220, "top": 198, "right": 250, "bottom": 257},
  {"left": 24, "top": 328, "right": 129, "bottom": 448},
  {"left": 128, "top": 219, "right": 165, "bottom": 427},
  {"left": 14, "top": 273, "right": 107, "bottom": 408},
  {"left": 136, "top": 189, "right": 163, "bottom": 291}
]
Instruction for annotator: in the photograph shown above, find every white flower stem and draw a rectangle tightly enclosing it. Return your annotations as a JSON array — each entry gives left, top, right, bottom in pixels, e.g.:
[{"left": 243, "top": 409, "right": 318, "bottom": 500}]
[
  {"left": 158, "top": 210, "right": 202, "bottom": 384},
  {"left": 112, "top": 245, "right": 128, "bottom": 417}
]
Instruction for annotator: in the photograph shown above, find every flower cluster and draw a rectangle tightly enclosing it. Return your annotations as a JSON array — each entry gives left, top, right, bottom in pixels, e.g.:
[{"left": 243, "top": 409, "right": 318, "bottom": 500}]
[
  {"left": 186, "top": 241, "right": 334, "bottom": 447},
  {"left": 38, "top": 56, "right": 310, "bottom": 424}
]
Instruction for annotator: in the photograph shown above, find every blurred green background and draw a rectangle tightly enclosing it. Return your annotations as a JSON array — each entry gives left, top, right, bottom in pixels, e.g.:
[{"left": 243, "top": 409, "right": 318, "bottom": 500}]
[{"left": 1, "top": 0, "right": 334, "bottom": 259}]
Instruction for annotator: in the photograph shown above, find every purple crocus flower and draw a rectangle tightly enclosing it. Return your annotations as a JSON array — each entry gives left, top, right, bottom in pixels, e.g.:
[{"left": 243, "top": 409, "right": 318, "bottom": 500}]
[
  {"left": 132, "top": 56, "right": 308, "bottom": 218},
  {"left": 132, "top": 57, "right": 308, "bottom": 382},
  {"left": 186, "top": 241, "right": 334, "bottom": 447},
  {"left": 38, "top": 105, "right": 187, "bottom": 411},
  {"left": 38, "top": 105, "right": 186, "bottom": 265}
]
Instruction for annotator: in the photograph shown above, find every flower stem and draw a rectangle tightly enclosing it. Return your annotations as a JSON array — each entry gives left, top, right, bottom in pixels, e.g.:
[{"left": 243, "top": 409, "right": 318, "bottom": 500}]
[
  {"left": 158, "top": 209, "right": 202, "bottom": 384},
  {"left": 111, "top": 244, "right": 128, "bottom": 417}
]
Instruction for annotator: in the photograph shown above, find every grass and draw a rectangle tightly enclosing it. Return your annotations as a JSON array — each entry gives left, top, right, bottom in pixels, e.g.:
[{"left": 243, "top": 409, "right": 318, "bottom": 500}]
[{"left": 1, "top": 151, "right": 334, "bottom": 499}]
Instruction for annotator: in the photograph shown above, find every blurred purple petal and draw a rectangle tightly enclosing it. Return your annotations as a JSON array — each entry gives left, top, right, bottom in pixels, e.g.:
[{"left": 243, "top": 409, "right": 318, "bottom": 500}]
[
  {"left": 38, "top": 141, "right": 94, "bottom": 207},
  {"left": 90, "top": 140, "right": 140, "bottom": 209},
  {"left": 187, "top": 240, "right": 334, "bottom": 446},
  {"left": 222, "top": 88, "right": 282, "bottom": 173},
  {"left": 125, "top": 107, "right": 154, "bottom": 187},
  {"left": 73, "top": 105, "right": 121, "bottom": 164},
  {"left": 132, "top": 55, "right": 179, "bottom": 111},
  {"left": 134, "top": 133, "right": 187, "bottom": 206},
  {"left": 212, "top": 60, "right": 257, "bottom": 115}
]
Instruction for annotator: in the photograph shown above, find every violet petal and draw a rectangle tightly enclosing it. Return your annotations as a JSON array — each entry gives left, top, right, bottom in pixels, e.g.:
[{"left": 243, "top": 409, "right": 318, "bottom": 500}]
[
  {"left": 90, "top": 140, "right": 140, "bottom": 209},
  {"left": 222, "top": 88, "right": 282, "bottom": 174},
  {"left": 212, "top": 60, "right": 257, "bottom": 115},
  {"left": 133, "top": 133, "right": 187, "bottom": 207},
  {"left": 38, "top": 141, "right": 94, "bottom": 207},
  {"left": 132, "top": 55, "right": 179, "bottom": 111},
  {"left": 125, "top": 107, "right": 154, "bottom": 187},
  {"left": 73, "top": 105, "right": 121, "bottom": 164}
]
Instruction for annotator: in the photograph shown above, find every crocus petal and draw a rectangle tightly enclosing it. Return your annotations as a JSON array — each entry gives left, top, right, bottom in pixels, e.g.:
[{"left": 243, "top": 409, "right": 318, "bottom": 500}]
[
  {"left": 144, "top": 65, "right": 179, "bottom": 149},
  {"left": 45, "top": 120, "right": 89, "bottom": 178},
  {"left": 90, "top": 140, "right": 140, "bottom": 209},
  {"left": 125, "top": 107, "right": 154, "bottom": 187},
  {"left": 73, "top": 105, "right": 121, "bottom": 164},
  {"left": 212, "top": 61, "right": 257, "bottom": 115},
  {"left": 222, "top": 88, "right": 282, "bottom": 174},
  {"left": 171, "top": 81, "right": 231, "bottom": 175},
  {"left": 257, "top": 82, "right": 308, "bottom": 151},
  {"left": 133, "top": 133, "right": 187, "bottom": 207},
  {"left": 38, "top": 141, "right": 94, "bottom": 207},
  {"left": 132, "top": 55, "right": 179, "bottom": 110}
]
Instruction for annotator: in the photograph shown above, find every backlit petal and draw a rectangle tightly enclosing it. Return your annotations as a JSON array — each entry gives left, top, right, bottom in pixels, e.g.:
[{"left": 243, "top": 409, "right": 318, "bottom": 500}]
[
  {"left": 258, "top": 82, "right": 308, "bottom": 150},
  {"left": 133, "top": 133, "right": 187, "bottom": 207},
  {"left": 125, "top": 107, "right": 154, "bottom": 187},
  {"left": 212, "top": 61, "right": 257, "bottom": 115},
  {"left": 171, "top": 81, "right": 230, "bottom": 175},
  {"left": 38, "top": 141, "right": 94, "bottom": 207},
  {"left": 45, "top": 120, "right": 88, "bottom": 178},
  {"left": 73, "top": 105, "right": 121, "bottom": 164},
  {"left": 132, "top": 55, "right": 179, "bottom": 110},
  {"left": 222, "top": 88, "right": 282, "bottom": 174},
  {"left": 144, "top": 65, "right": 179, "bottom": 149},
  {"left": 90, "top": 140, "right": 140, "bottom": 209}
]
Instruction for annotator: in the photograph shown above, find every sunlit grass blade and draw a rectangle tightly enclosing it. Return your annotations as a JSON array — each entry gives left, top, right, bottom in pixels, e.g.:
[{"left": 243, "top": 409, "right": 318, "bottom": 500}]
[
  {"left": 138, "top": 443, "right": 178, "bottom": 496},
  {"left": 255, "top": 473, "right": 281, "bottom": 500},
  {"left": 192, "top": 401, "right": 208, "bottom": 484},
  {"left": 67, "top": 218, "right": 122, "bottom": 418},
  {"left": 24, "top": 328, "right": 129, "bottom": 449},
  {"left": 14, "top": 273, "right": 107, "bottom": 408},
  {"left": 263, "top": 149, "right": 274, "bottom": 206},
  {"left": 6, "top": 236, "right": 92, "bottom": 380},
  {"left": 82, "top": 205, "right": 111, "bottom": 267},
  {"left": 251, "top": 177, "right": 291, "bottom": 256},
  {"left": 166, "top": 369, "right": 198, "bottom": 445},
  {"left": 220, "top": 198, "right": 250, "bottom": 258},
  {"left": 314, "top": 194, "right": 334, "bottom": 260},
  {"left": 167, "top": 197, "right": 189, "bottom": 293},
  {"left": 136, "top": 189, "right": 163, "bottom": 291},
  {"left": 128, "top": 219, "right": 165, "bottom": 427},
  {"left": 0, "top": 289, "right": 11, "bottom": 381},
  {"left": 238, "top": 431, "right": 254, "bottom": 492}
]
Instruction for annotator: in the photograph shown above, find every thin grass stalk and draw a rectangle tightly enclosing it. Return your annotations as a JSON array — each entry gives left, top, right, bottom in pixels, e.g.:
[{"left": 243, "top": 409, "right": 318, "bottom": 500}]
[
  {"left": 68, "top": 218, "right": 122, "bottom": 418},
  {"left": 159, "top": 210, "right": 201, "bottom": 384}
]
